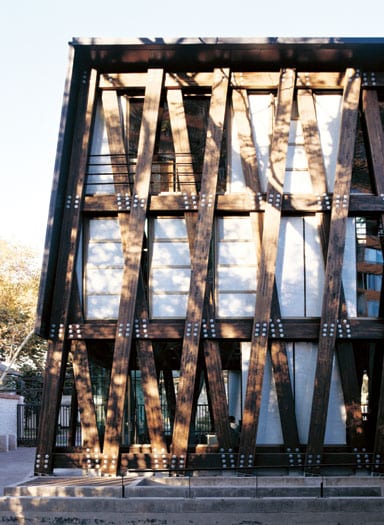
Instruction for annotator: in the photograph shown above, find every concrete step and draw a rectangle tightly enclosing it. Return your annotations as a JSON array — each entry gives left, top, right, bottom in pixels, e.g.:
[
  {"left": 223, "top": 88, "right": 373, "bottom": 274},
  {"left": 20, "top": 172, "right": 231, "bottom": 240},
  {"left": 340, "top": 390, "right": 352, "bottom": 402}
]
[
  {"left": 4, "top": 475, "right": 383, "bottom": 498},
  {"left": 1, "top": 494, "right": 384, "bottom": 524}
]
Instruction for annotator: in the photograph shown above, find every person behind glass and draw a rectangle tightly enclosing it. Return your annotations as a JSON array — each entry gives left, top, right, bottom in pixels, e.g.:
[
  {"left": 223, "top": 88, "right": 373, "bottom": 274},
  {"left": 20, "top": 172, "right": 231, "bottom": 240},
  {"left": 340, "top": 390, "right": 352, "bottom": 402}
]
[{"left": 229, "top": 415, "right": 239, "bottom": 450}]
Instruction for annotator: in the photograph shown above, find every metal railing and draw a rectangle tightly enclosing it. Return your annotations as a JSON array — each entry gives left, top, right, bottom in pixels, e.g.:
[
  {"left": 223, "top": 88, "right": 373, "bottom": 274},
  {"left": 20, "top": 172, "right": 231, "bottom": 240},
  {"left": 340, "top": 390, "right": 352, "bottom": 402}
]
[{"left": 17, "top": 403, "right": 212, "bottom": 447}]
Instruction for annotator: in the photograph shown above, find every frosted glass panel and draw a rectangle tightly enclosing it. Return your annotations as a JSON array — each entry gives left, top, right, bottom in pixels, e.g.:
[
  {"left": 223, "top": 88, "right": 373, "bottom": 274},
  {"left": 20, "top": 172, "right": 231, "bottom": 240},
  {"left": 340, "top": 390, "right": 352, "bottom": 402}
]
[
  {"left": 288, "top": 120, "right": 305, "bottom": 144},
  {"left": 151, "top": 242, "right": 190, "bottom": 266},
  {"left": 217, "top": 293, "right": 256, "bottom": 317},
  {"left": 151, "top": 268, "right": 190, "bottom": 292},
  {"left": 276, "top": 218, "right": 305, "bottom": 316},
  {"left": 287, "top": 343, "right": 346, "bottom": 445},
  {"left": 284, "top": 119, "right": 312, "bottom": 194},
  {"left": 249, "top": 94, "right": 273, "bottom": 191},
  {"left": 256, "top": 351, "right": 283, "bottom": 444},
  {"left": 86, "top": 268, "right": 123, "bottom": 294},
  {"left": 87, "top": 243, "right": 123, "bottom": 267},
  {"left": 89, "top": 218, "right": 121, "bottom": 240},
  {"left": 314, "top": 94, "right": 342, "bottom": 191},
  {"left": 229, "top": 110, "right": 247, "bottom": 192},
  {"left": 85, "top": 218, "right": 124, "bottom": 320},
  {"left": 86, "top": 295, "right": 120, "bottom": 319},
  {"left": 287, "top": 343, "right": 317, "bottom": 443},
  {"left": 216, "top": 217, "right": 258, "bottom": 318},
  {"left": 154, "top": 218, "right": 188, "bottom": 239},
  {"left": 217, "top": 216, "right": 255, "bottom": 240},
  {"left": 304, "top": 216, "right": 325, "bottom": 316},
  {"left": 276, "top": 217, "right": 324, "bottom": 317},
  {"left": 217, "top": 267, "right": 256, "bottom": 291},
  {"left": 325, "top": 356, "right": 347, "bottom": 444},
  {"left": 286, "top": 145, "right": 308, "bottom": 170},
  {"left": 151, "top": 294, "right": 188, "bottom": 318},
  {"left": 150, "top": 218, "right": 190, "bottom": 318},
  {"left": 218, "top": 242, "right": 257, "bottom": 265},
  {"left": 284, "top": 170, "right": 312, "bottom": 194}
]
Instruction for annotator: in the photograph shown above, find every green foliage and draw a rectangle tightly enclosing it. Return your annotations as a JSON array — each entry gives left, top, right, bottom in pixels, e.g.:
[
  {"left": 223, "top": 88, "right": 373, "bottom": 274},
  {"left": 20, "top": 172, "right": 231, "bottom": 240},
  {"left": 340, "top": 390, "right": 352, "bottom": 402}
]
[{"left": 0, "top": 238, "right": 47, "bottom": 373}]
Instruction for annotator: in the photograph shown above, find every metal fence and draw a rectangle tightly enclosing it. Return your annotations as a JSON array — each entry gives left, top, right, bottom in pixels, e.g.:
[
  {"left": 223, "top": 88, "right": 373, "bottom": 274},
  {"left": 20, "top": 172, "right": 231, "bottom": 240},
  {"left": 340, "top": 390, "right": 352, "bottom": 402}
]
[
  {"left": 17, "top": 403, "right": 212, "bottom": 447},
  {"left": 17, "top": 404, "right": 81, "bottom": 446}
]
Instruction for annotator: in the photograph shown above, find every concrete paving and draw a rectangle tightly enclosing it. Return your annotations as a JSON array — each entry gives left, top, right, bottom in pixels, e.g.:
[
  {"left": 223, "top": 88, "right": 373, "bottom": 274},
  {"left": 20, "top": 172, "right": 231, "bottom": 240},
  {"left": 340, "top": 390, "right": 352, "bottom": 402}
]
[{"left": 0, "top": 447, "right": 35, "bottom": 496}]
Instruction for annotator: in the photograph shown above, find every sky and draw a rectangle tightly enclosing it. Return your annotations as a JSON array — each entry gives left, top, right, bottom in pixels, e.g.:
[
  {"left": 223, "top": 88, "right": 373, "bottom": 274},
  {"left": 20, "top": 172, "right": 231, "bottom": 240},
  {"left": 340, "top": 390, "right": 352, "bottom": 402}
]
[{"left": 1, "top": 0, "right": 383, "bottom": 257}]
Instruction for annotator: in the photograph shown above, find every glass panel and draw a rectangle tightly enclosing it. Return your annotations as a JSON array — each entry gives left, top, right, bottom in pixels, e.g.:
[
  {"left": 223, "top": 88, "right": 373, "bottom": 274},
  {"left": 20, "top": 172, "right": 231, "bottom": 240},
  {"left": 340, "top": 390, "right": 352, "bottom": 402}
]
[
  {"left": 276, "top": 218, "right": 305, "bottom": 316},
  {"left": 85, "top": 218, "right": 123, "bottom": 320},
  {"left": 217, "top": 267, "right": 256, "bottom": 291},
  {"left": 150, "top": 218, "right": 190, "bottom": 318},
  {"left": 86, "top": 295, "right": 120, "bottom": 320},
  {"left": 151, "top": 242, "right": 190, "bottom": 266},
  {"left": 217, "top": 216, "right": 255, "bottom": 240},
  {"left": 284, "top": 118, "right": 312, "bottom": 194},
  {"left": 216, "top": 217, "right": 258, "bottom": 318},
  {"left": 151, "top": 268, "right": 191, "bottom": 292},
  {"left": 276, "top": 217, "right": 326, "bottom": 317},
  {"left": 286, "top": 145, "right": 309, "bottom": 170},
  {"left": 217, "top": 293, "right": 256, "bottom": 318},
  {"left": 229, "top": 107, "right": 247, "bottom": 193},
  {"left": 154, "top": 217, "right": 188, "bottom": 239},
  {"left": 287, "top": 342, "right": 317, "bottom": 444},
  {"left": 304, "top": 216, "right": 325, "bottom": 317},
  {"left": 324, "top": 355, "right": 347, "bottom": 444},
  {"left": 86, "top": 268, "right": 123, "bottom": 294},
  {"left": 256, "top": 351, "right": 283, "bottom": 444},
  {"left": 151, "top": 294, "right": 188, "bottom": 318},
  {"left": 87, "top": 243, "right": 123, "bottom": 267},
  {"left": 314, "top": 94, "right": 342, "bottom": 191},
  {"left": 217, "top": 241, "right": 257, "bottom": 265},
  {"left": 89, "top": 218, "right": 121, "bottom": 240},
  {"left": 286, "top": 343, "right": 346, "bottom": 445},
  {"left": 248, "top": 94, "right": 274, "bottom": 192}
]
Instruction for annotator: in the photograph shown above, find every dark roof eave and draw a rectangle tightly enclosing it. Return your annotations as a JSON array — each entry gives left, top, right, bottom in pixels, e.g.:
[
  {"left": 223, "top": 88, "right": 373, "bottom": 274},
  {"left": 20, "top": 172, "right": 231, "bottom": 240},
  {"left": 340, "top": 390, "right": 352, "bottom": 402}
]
[{"left": 69, "top": 37, "right": 384, "bottom": 71}]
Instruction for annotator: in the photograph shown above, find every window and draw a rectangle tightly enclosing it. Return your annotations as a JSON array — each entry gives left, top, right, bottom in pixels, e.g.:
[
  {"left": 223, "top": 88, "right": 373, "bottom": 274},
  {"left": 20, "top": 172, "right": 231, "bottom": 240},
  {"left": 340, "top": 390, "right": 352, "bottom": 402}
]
[
  {"left": 216, "top": 216, "right": 258, "bottom": 317},
  {"left": 84, "top": 218, "right": 123, "bottom": 319},
  {"left": 149, "top": 218, "right": 191, "bottom": 318}
]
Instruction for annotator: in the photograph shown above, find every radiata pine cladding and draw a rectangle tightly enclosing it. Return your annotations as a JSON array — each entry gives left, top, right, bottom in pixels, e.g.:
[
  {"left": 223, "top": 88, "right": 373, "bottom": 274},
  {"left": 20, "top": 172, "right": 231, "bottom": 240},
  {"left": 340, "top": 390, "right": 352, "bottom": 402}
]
[{"left": 35, "top": 38, "right": 384, "bottom": 475}]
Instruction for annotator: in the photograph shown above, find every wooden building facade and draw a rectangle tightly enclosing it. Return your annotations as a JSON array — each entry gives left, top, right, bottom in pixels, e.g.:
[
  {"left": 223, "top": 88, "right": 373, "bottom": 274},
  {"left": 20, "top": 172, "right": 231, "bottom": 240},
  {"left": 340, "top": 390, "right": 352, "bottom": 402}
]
[{"left": 35, "top": 38, "right": 384, "bottom": 475}]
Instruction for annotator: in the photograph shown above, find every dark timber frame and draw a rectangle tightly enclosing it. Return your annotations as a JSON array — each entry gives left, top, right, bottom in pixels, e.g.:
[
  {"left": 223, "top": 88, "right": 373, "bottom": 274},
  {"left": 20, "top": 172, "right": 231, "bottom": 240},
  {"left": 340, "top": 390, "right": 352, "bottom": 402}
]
[{"left": 35, "top": 38, "right": 384, "bottom": 476}]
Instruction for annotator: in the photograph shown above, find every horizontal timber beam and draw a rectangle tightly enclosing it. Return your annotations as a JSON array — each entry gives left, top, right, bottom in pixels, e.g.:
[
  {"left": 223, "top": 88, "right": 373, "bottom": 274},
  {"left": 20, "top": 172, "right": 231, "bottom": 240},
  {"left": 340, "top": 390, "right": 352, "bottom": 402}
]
[
  {"left": 65, "top": 318, "right": 384, "bottom": 340},
  {"left": 50, "top": 450, "right": 379, "bottom": 472},
  {"left": 83, "top": 193, "right": 384, "bottom": 214}
]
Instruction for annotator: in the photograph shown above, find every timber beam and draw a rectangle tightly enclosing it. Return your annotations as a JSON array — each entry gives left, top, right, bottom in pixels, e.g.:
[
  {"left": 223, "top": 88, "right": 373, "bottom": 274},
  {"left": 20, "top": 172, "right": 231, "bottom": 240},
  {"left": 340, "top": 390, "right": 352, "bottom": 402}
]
[
  {"left": 49, "top": 449, "right": 380, "bottom": 474},
  {"left": 64, "top": 318, "right": 384, "bottom": 340},
  {"left": 83, "top": 192, "right": 384, "bottom": 214}
]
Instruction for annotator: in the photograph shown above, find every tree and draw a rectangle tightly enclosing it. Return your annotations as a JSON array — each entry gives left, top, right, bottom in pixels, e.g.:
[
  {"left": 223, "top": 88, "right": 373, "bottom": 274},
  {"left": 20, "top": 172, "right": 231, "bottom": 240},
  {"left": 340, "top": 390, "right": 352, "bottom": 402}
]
[{"left": 0, "top": 238, "right": 47, "bottom": 374}]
